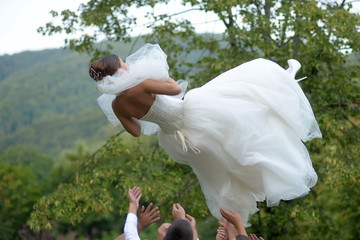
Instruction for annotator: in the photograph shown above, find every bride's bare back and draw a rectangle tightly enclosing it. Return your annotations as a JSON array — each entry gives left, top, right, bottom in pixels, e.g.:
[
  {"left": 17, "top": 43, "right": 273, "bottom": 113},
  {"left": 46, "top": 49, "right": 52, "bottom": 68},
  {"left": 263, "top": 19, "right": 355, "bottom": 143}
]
[{"left": 112, "top": 78, "right": 182, "bottom": 137}]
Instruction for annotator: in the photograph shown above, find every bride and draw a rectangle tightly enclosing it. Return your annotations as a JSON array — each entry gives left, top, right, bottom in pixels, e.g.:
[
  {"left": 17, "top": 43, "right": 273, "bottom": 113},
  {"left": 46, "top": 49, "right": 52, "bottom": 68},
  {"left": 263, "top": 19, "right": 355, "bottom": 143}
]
[{"left": 89, "top": 43, "right": 321, "bottom": 226}]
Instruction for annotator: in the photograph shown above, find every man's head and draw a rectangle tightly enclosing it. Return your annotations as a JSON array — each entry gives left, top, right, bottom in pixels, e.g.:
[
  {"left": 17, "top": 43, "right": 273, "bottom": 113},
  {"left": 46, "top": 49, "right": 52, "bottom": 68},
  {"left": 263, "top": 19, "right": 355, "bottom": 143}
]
[{"left": 165, "top": 219, "right": 193, "bottom": 240}]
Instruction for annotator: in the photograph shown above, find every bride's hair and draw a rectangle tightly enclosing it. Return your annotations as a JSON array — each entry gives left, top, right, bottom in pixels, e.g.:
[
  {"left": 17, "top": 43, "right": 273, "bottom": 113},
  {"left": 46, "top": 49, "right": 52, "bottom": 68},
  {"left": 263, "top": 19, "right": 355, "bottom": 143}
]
[{"left": 89, "top": 54, "right": 121, "bottom": 81}]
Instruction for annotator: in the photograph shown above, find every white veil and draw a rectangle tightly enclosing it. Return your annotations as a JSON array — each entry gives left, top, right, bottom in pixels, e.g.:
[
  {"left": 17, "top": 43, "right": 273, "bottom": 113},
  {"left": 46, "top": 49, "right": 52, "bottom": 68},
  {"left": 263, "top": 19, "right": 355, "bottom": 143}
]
[{"left": 96, "top": 43, "right": 169, "bottom": 95}]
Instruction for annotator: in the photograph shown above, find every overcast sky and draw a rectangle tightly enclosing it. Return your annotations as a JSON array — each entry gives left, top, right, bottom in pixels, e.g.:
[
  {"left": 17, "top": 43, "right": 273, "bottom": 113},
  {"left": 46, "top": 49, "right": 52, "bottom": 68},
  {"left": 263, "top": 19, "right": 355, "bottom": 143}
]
[
  {"left": 0, "top": 0, "right": 358, "bottom": 56},
  {"left": 0, "top": 0, "right": 224, "bottom": 56},
  {"left": 0, "top": 0, "right": 88, "bottom": 55}
]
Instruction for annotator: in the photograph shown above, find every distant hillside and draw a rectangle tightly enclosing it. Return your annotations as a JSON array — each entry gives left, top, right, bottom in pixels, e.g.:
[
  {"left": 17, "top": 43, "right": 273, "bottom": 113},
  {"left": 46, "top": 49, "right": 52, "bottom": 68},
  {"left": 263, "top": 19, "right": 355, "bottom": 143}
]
[
  {"left": 0, "top": 47, "right": 124, "bottom": 157},
  {"left": 0, "top": 50, "right": 71, "bottom": 82},
  {"left": 0, "top": 49, "right": 97, "bottom": 133},
  {"left": 0, "top": 108, "right": 120, "bottom": 156}
]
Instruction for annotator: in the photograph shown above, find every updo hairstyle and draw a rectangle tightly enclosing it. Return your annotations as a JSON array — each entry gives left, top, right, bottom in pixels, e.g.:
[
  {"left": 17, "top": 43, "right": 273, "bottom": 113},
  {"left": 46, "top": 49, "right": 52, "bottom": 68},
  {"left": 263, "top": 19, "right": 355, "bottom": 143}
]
[{"left": 89, "top": 54, "right": 121, "bottom": 81}]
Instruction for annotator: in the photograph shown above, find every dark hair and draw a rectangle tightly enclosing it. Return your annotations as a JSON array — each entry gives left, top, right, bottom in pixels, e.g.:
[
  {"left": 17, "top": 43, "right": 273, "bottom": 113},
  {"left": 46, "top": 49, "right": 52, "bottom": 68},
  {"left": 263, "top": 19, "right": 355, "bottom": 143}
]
[
  {"left": 89, "top": 54, "right": 121, "bottom": 81},
  {"left": 165, "top": 219, "right": 193, "bottom": 240}
]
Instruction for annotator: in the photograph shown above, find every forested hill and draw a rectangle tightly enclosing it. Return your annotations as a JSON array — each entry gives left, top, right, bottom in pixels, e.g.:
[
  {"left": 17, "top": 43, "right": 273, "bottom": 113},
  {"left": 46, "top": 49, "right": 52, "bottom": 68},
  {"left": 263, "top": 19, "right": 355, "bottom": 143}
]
[{"left": 0, "top": 48, "right": 121, "bottom": 157}]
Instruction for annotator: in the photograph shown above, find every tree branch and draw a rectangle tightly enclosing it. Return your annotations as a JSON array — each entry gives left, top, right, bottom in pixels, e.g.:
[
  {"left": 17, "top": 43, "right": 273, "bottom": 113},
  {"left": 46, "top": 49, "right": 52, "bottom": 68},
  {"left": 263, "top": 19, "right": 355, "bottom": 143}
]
[
  {"left": 339, "top": 0, "right": 346, "bottom": 9},
  {"left": 280, "top": 3, "right": 290, "bottom": 47},
  {"left": 158, "top": 179, "right": 199, "bottom": 207},
  {"left": 325, "top": 56, "right": 348, "bottom": 151},
  {"left": 45, "top": 130, "right": 126, "bottom": 196},
  {"left": 293, "top": 12, "right": 301, "bottom": 58}
]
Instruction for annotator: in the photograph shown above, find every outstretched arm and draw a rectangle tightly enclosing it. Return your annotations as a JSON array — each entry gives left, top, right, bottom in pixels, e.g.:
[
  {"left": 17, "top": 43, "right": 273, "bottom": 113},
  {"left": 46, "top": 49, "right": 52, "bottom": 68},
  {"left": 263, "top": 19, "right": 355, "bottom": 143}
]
[
  {"left": 124, "top": 187, "right": 142, "bottom": 240},
  {"left": 249, "top": 234, "right": 265, "bottom": 240},
  {"left": 114, "top": 233, "right": 125, "bottom": 240},
  {"left": 185, "top": 214, "right": 198, "bottom": 240},
  {"left": 172, "top": 203, "right": 186, "bottom": 220},
  {"left": 219, "top": 217, "right": 239, "bottom": 240},
  {"left": 142, "top": 78, "right": 182, "bottom": 96},
  {"left": 138, "top": 203, "right": 161, "bottom": 232},
  {"left": 128, "top": 187, "right": 142, "bottom": 214},
  {"left": 117, "top": 116, "right": 141, "bottom": 137},
  {"left": 220, "top": 208, "right": 248, "bottom": 237},
  {"left": 158, "top": 223, "right": 171, "bottom": 240},
  {"left": 216, "top": 227, "right": 228, "bottom": 240},
  {"left": 115, "top": 202, "right": 160, "bottom": 240}
]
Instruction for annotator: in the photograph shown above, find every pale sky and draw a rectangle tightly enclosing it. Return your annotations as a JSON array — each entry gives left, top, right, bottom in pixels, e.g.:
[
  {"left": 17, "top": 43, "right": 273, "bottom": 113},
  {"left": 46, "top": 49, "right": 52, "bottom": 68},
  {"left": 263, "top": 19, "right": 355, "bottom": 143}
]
[
  {"left": 0, "top": 0, "right": 223, "bottom": 56},
  {"left": 0, "top": 0, "right": 88, "bottom": 55},
  {"left": 0, "top": 0, "right": 358, "bottom": 56}
]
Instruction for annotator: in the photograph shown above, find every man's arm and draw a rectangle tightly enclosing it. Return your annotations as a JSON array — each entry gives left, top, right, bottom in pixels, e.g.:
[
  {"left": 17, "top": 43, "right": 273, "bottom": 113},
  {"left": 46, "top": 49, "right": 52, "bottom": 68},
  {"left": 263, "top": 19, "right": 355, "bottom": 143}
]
[
  {"left": 114, "top": 233, "right": 125, "bottom": 240},
  {"left": 220, "top": 208, "right": 248, "bottom": 237},
  {"left": 185, "top": 214, "right": 198, "bottom": 240},
  {"left": 219, "top": 217, "right": 239, "bottom": 240},
  {"left": 157, "top": 223, "right": 171, "bottom": 240},
  {"left": 137, "top": 203, "right": 161, "bottom": 233},
  {"left": 172, "top": 203, "right": 186, "bottom": 220},
  {"left": 216, "top": 227, "right": 228, "bottom": 240},
  {"left": 128, "top": 187, "right": 141, "bottom": 214},
  {"left": 124, "top": 187, "right": 142, "bottom": 240},
  {"left": 116, "top": 192, "right": 160, "bottom": 240},
  {"left": 249, "top": 234, "right": 265, "bottom": 240}
]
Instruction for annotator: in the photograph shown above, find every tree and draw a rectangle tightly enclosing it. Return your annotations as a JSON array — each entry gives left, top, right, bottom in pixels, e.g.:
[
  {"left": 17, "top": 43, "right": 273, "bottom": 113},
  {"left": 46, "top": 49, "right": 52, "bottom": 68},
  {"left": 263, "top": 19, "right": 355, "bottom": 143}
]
[
  {"left": 28, "top": 134, "right": 204, "bottom": 234},
  {"left": 0, "top": 147, "right": 57, "bottom": 239},
  {"left": 0, "top": 146, "right": 54, "bottom": 182},
  {"left": 35, "top": 0, "right": 360, "bottom": 239},
  {"left": 0, "top": 161, "right": 40, "bottom": 239}
]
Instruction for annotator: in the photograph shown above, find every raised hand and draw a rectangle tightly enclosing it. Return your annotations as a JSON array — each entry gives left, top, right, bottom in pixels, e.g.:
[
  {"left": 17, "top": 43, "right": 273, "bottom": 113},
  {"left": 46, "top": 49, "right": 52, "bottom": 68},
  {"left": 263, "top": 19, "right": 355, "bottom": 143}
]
[
  {"left": 185, "top": 214, "right": 198, "bottom": 240},
  {"left": 138, "top": 203, "right": 161, "bottom": 232},
  {"left": 219, "top": 217, "right": 238, "bottom": 240},
  {"left": 220, "top": 208, "right": 247, "bottom": 237},
  {"left": 157, "top": 223, "right": 171, "bottom": 240},
  {"left": 216, "top": 227, "right": 228, "bottom": 240},
  {"left": 172, "top": 203, "right": 186, "bottom": 220},
  {"left": 220, "top": 208, "right": 242, "bottom": 226},
  {"left": 128, "top": 187, "right": 142, "bottom": 214},
  {"left": 249, "top": 234, "right": 264, "bottom": 240}
]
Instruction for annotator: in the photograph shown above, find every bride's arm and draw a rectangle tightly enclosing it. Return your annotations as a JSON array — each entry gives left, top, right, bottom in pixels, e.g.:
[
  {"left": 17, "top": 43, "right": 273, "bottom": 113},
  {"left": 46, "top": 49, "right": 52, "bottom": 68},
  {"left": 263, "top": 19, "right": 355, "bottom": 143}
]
[
  {"left": 118, "top": 115, "right": 141, "bottom": 137},
  {"left": 112, "top": 97, "right": 141, "bottom": 137},
  {"left": 142, "top": 78, "right": 182, "bottom": 95}
]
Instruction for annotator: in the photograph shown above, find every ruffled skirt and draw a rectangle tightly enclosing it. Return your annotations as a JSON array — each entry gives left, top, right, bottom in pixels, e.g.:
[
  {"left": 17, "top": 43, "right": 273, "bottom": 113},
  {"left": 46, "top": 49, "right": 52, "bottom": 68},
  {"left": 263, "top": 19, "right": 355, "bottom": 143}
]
[{"left": 158, "top": 58, "right": 321, "bottom": 226}]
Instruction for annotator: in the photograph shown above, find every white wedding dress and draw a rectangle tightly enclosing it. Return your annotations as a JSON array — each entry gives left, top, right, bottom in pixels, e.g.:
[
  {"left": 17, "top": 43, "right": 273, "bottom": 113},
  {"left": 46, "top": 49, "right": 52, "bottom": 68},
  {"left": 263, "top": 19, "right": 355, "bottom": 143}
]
[{"left": 97, "top": 44, "right": 322, "bottom": 226}]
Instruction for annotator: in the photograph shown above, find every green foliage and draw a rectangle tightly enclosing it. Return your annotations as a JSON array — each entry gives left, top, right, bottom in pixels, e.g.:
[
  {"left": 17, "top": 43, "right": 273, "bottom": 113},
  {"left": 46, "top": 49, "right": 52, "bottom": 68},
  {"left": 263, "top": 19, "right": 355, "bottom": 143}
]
[
  {"left": 0, "top": 160, "right": 41, "bottom": 238},
  {"left": 0, "top": 50, "right": 97, "bottom": 136},
  {"left": 28, "top": 133, "right": 208, "bottom": 231},
  {"left": 0, "top": 146, "right": 54, "bottom": 182},
  {"left": 0, "top": 108, "right": 116, "bottom": 157}
]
